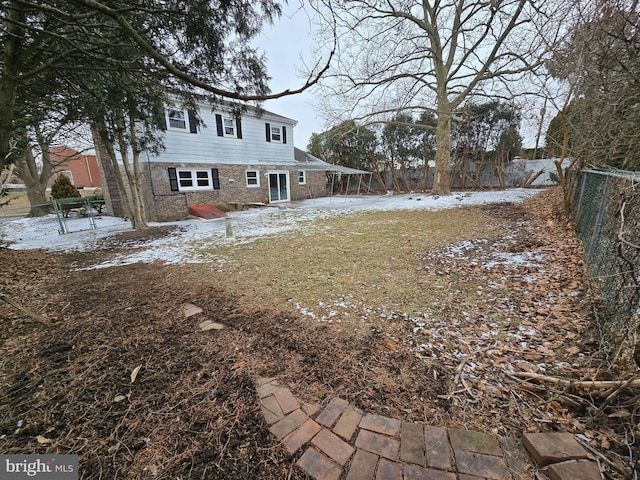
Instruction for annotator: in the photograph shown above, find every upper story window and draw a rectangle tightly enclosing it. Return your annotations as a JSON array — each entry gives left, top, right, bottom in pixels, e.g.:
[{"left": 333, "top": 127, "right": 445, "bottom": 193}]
[
  {"left": 270, "top": 126, "right": 281, "bottom": 142},
  {"left": 215, "top": 114, "right": 242, "bottom": 138},
  {"left": 168, "top": 109, "right": 187, "bottom": 130},
  {"left": 265, "top": 123, "right": 287, "bottom": 144},
  {"left": 224, "top": 118, "right": 235, "bottom": 136},
  {"left": 166, "top": 108, "right": 197, "bottom": 133}
]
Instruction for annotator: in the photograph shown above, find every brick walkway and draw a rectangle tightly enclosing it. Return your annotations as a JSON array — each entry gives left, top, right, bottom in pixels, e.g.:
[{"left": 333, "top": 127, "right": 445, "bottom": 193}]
[{"left": 256, "top": 377, "right": 602, "bottom": 480}]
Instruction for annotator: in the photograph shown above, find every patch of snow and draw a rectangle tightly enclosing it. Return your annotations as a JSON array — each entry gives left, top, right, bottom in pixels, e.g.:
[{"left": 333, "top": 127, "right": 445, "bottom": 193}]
[{"left": 0, "top": 189, "right": 542, "bottom": 268}]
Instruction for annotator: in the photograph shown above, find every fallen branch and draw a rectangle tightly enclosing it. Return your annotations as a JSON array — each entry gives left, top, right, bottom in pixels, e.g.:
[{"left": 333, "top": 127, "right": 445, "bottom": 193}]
[
  {"left": 510, "top": 372, "right": 640, "bottom": 391},
  {"left": 0, "top": 292, "right": 52, "bottom": 326},
  {"left": 594, "top": 376, "right": 640, "bottom": 417},
  {"left": 522, "top": 168, "right": 545, "bottom": 188},
  {"left": 506, "top": 373, "right": 593, "bottom": 409}
]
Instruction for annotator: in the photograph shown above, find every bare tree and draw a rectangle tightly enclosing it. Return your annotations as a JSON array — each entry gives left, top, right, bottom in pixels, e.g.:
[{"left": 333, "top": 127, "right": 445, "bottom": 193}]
[{"left": 312, "top": 0, "right": 567, "bottom": 194}]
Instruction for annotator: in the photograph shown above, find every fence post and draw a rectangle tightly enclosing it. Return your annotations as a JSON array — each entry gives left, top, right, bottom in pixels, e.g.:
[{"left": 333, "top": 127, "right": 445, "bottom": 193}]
[{"left": 575, "top": 171, "right": 587, "bottom": 218}]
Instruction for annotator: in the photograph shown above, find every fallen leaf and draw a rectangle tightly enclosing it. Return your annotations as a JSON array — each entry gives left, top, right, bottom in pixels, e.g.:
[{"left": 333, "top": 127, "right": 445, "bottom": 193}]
[
  {"left": 114, "top": 395, "right": 126, "bottom": 403},
  {"left": 231, "top": 361, "right": 246, "bottom": 370},
  {"left": 608, "top": 410, "right": 631, "bottom": 418},
  {"left": 130, "top": 365, "right": 141, "bottom": 383},
  {"left": 381, "top": 338, "right": 397, "bottom": 351},
  {"left": 36, "top": 435, "right": 53, "bottom": 444},
  {"left": 184, "top": 302, "right": 203, "bottom": 318},
  {"left": 198, "top": 320, "right": 225, "bottom": 331}
]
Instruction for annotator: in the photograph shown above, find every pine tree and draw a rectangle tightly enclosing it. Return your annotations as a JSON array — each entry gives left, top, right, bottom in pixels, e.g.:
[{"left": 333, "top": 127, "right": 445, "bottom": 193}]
[{"left": 51, "top": 174, "right": 81, "bottom": 200}]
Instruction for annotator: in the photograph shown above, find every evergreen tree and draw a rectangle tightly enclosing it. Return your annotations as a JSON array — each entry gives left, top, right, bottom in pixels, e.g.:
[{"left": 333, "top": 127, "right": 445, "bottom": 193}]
[{"left": 51, "top": 173, "right": 81, "bottom": 200}]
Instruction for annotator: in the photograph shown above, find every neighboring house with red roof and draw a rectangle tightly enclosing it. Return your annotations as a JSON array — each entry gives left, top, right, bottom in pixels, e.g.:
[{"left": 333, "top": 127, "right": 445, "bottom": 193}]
[{"left": 49, "top": 146, "right": 101, "bottom": 188}]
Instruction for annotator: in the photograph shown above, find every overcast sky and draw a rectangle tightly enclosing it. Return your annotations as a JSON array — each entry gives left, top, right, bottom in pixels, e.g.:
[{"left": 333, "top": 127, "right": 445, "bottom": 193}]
[{"left": 253, "top": 2, "right": 326, "bottom": 150}]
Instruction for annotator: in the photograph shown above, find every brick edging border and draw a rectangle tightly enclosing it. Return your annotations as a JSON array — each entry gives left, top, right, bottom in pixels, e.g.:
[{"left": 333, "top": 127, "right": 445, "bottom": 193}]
[{"left": 256, "top": 377, "right": 601, "bottom": 480}]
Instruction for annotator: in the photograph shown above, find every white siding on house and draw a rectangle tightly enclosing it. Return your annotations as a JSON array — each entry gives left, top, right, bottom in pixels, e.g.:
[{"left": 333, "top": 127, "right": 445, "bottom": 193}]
[{"left": 152, "top": 104, "right": 297, "bottom": 166}]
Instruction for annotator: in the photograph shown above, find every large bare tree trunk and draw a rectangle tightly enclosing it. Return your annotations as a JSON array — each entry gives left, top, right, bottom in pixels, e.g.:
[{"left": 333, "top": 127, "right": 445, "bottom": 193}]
[
  {"left": 14, "top": 147, "right": 51, "bottom": 217},
  {"left": 433, "top": 107, "right": 452, "bottom": 195},
  {"left": 313, "top": 0, "right": 557, "bottom": 195}
]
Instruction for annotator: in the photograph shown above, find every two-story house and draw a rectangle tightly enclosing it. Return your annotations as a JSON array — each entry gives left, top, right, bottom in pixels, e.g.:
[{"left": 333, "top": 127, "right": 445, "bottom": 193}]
[{"left": 96, "top": 100, "right": 356, "bottom": 222}]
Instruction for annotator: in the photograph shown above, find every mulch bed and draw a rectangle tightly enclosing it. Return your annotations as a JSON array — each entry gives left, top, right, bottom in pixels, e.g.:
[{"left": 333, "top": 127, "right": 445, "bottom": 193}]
[{"left": 0, "top": 251, "right": 448, "bottom": 479}]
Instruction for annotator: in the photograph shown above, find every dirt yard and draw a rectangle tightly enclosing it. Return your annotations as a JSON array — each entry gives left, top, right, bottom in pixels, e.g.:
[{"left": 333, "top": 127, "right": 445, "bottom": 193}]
[{"left": 0, "top": 188, "right": 636, "bottom": 479}]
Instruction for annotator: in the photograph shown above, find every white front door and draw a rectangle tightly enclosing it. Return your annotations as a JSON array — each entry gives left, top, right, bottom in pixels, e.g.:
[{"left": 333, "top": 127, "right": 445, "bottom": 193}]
[{"left": 268, "top": 171, "right": 290, "bottom": 203}]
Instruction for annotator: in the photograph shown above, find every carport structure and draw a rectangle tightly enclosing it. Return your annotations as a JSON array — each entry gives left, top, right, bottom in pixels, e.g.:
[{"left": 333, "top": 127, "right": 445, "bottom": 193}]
[{"left": 294, "top": 148, "right": 373, "bottom": 196}]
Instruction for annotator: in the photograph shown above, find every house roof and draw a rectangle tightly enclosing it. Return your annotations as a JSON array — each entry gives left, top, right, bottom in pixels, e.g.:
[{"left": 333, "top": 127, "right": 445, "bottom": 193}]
[
  {"left": 294, "top": 148, "right": 371, "bottom": 175},
  {"left": 175, "top": 94, "right": 298, "bottom": 125}
]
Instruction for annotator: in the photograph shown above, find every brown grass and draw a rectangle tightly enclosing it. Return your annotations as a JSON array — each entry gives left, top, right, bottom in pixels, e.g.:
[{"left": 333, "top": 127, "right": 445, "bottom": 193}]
[
  {"left": 0, "top": 192, "right": 31, "bottom": 216},
  {"left": 187, "top": 206, "right": 514, "bottom": 333}
]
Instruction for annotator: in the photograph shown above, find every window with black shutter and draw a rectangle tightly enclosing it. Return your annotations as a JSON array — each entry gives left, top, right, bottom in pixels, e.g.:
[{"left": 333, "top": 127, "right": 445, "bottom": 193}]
[{"left": 167, "top": 110, "right": 187, "bottom": 129}]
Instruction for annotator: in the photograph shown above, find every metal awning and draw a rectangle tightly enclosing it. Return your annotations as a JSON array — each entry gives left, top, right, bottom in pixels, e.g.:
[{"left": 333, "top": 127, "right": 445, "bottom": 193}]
[{"left": 293, "top": 148, "right": 373, "bottom": 195}]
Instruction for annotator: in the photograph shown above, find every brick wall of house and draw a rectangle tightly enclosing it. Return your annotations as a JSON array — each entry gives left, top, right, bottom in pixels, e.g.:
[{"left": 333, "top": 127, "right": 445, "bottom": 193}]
[
  {"left": 142, "top": 163, "right": 328, "bottom": 222},
  {"left": 49, "top": 147, "right": 101, "bottom": 188},
  {"left": 290, "top": 169, "right": 327, "bottom": 201}
]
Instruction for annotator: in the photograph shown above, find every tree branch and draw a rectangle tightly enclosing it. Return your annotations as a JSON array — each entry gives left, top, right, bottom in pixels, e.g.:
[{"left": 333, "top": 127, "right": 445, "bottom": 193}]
[{"left": 71, "top": 0, "right": 335, "bottom": 101}]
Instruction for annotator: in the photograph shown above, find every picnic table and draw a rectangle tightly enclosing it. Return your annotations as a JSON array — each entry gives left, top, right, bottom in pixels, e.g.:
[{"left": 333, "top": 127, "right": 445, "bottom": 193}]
[{"left": 53, "top": 195, "right": 106, "bottom": 217}]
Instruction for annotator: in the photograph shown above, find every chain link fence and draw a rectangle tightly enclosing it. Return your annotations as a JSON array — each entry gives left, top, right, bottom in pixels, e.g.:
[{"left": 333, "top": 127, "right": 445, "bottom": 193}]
[{"left": 572, "top": 169, "right": 640, "bottom": 363}]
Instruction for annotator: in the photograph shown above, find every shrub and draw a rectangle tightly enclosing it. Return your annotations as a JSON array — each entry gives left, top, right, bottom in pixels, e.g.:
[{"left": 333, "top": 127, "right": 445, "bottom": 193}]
[{"left": 51, "top": 174, "right": 81, "bottom": 200}]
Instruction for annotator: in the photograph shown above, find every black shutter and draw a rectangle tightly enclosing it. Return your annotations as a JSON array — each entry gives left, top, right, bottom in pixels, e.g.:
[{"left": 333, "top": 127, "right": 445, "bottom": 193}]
[
  {"left": 212, "top": 168, "right": 220, "bottom": 190},
  {"left": 282, "top": 126, "right": 287, "bottom": 144},
  {"left": 168, "top": 168, "right": 178, "bottom": 191},
  {"left": 215, "top": 114, "right": 224, "bottom": 137},
  {"left": 265, "top": 123, "right": 271, "bottom": 142},
  {"left": 236, "top": 118, "right": 242, "bottom": 139},
  {"left": 188, "top": 110, "right": 198, "bottom": 133}
]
